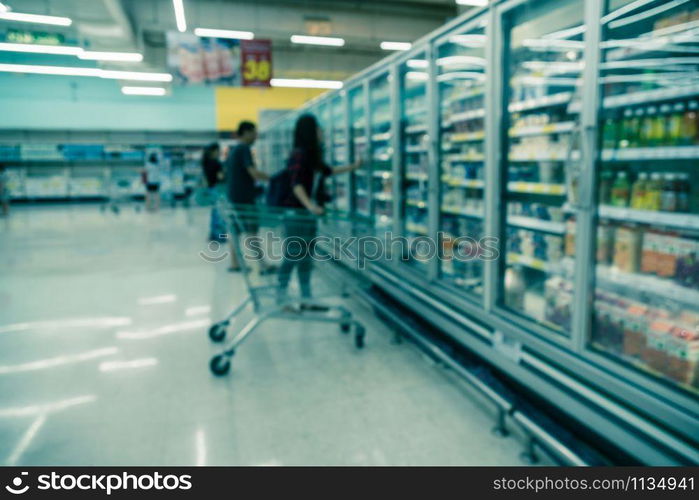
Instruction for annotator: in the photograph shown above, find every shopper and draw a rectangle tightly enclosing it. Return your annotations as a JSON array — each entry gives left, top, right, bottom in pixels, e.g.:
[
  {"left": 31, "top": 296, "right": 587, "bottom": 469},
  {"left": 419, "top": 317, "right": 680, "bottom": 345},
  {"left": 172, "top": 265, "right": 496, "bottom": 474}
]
[
  {"left": 144, "top": 153, "right": 161, "bottom": 212},
  {"left": 0, "top": 164, "right": 9, "bottom": 217},
  {"left": 277, "top": 114, "right": 362, "bottom": 305},
  {"left": 226, "top": 121, "right": 270, "bottom": 272},
  {"left": 202, "top": 142, "right": 226, "bottom": 242}
]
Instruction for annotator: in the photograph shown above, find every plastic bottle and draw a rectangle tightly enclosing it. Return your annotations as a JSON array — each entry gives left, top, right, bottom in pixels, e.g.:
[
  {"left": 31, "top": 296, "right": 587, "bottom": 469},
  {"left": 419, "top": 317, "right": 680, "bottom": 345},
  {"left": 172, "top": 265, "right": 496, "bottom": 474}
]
[
  {"left": 630, "top": 172, "right": 648, "bottom": 209},
  {"left": 641, "top": 106, "right": 657, "bottom": 147},
  {"left": 676, "top": 173, "right": 690, "bottom": 213},
  {"left": 598, "top": 170, "right": 613, "bottom": 205},
  {"left": 611, "top": 171, "right": 630, "bottom": 207},
  {"left": 645, "top": 172, "right": 663, "bottom": 211},
  {"left": 681, "top": 100, "right": 698, "bottom": 145},
  {"left": 661, "top": 173, "right": 678, "bottom": 212},
  {"left": 656, "top": 104, "right": 671, "bottom": 146},
  {"left": 666, "top": 102, "right": 684, "bottom": 146},
  {"left": 619, "top": 109, "right": 633, "bottom": 148},
  {"left": 629, "top": 108, "right": 644, "bottom": 147},
  {"left": 603, "top": 117, "right": 618, "bottom": 149}
]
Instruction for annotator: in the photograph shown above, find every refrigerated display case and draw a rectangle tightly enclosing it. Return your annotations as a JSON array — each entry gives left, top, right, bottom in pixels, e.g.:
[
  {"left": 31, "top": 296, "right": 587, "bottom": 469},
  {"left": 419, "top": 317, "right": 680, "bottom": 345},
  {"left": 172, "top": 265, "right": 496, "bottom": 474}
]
[
  {"left": 400, "top": 52, "right": 431, "bottom": 273},
  {"left": 256, "top": 0, "right": 699, "bottom": 465},
  {"left": 496, "top": 0, "right": 584, "bottom": 337},
  {"left": 349, "top": 85, "right": 370, "bottom": 218},
  {"left": 331, "top": 93, "right": 350, "bottom": 212},
  {"left": 590, "top": 0, "right": 699, "bottom": 397},
  {"left": 438, "top": 17, "right": 488, "bottom": 297},
  {"left": 369, "top": 72, "right": 394, "bottom": 229}
]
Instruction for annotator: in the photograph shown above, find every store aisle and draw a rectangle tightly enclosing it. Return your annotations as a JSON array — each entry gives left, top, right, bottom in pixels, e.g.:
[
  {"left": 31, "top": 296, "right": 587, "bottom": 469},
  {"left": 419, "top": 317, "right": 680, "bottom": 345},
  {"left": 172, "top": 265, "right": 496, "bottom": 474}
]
[{"left": 0, "top": 206, "right": 532, "bottom": 466}]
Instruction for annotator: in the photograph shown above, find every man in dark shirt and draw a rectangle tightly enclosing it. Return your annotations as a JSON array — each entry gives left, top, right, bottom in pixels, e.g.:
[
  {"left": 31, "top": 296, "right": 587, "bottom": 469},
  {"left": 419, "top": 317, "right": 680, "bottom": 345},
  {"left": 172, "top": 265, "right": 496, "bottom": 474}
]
[{"left": 225, "top": 121, "right": 270, "bottom": 271}]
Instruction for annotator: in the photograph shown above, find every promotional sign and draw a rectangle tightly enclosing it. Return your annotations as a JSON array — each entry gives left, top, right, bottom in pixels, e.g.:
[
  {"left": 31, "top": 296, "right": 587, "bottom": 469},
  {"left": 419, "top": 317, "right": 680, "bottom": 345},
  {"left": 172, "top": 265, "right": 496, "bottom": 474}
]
[
  {"left": 241, "top": 39, "right": 272, "bottom": 87},
  {"left": 166, "top": 32, "right": 242, "bottom": 86},
  {"left": 5, "top": 29, "right": 65, "bottom": 45}
]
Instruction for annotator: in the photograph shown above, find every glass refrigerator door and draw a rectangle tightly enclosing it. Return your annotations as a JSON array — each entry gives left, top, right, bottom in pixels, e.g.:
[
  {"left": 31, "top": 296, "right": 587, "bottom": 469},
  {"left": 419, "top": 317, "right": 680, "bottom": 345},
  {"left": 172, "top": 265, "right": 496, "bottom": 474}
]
[
  {"left": 331, "top": 94, "right": 350, "bottom": 212},
  {"left": 349, "top": 85, "right": 369, "bottom": 218},
  {"left": 400, "top": 53, "right": 430, "bottom": 273},
  {"left": 499, "top": 0, "right": 584, "bottom": 336},
  {"left": 438, "top": 20, "right": 487, "bottom": 297},
  {"left": 591, "top": 0, "right": 699, "bottom": 397},
  {"left": 369, "top": 73, "right": 394, "bottom": 231}
]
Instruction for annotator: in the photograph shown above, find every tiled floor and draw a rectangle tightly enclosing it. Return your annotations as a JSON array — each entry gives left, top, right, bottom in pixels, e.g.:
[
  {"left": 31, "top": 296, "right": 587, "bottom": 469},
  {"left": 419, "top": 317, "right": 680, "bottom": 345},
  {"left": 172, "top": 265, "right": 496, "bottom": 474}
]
[{"left": 0, "top": 204, "right": 532, "bottom": 465}]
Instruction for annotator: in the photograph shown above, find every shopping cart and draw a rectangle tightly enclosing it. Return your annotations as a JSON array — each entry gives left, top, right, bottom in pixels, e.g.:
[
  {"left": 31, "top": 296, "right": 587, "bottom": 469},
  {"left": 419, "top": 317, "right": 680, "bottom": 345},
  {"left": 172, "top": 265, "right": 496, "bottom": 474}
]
[
  {"left": 207, "top": 201, "right": 369, "bottom": 376},
  {"left": 102, "top": 175, "right": 140, "bottom": 215}
]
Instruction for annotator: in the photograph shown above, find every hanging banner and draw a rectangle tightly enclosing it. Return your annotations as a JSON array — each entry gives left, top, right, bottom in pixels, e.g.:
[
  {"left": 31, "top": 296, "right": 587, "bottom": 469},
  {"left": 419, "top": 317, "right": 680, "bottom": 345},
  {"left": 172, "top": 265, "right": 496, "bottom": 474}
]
[
  {"left": 241, "top": 39, "right": 272, "bottom": 87},
  {"left": 166, "top": 32, "right": 242, "bottom": 86}
]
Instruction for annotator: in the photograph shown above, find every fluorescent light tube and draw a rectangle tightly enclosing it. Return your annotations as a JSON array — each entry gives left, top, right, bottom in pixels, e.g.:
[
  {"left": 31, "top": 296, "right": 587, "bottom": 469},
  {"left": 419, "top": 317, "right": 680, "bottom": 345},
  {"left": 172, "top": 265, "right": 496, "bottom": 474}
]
[
  {"left": 0, "top": 63, "right": 172, "bottom": 82},
  {"left": 194, "top": 28, "right": 254, "bottom": 40},
  {"left": 270, "top": 78, "right": 343, "bottom": 89},
  {"left": 380, "top": 41, "right": 412, "bottom": 51},
  {"left": 0, "top": 42, "right": 83, "bottom": 55},
  {"left": 122, "top": 86, "right": 167, "bottom": 96},
  {"left": 456, "top": 0, "right": 488, "bottom": 6},
  {"left": 79, "top": 51, "right": 143, "bottom": 62},
  {"left": 0, "top": 3, "right": 8, "bottom": 13},
  {"left": 173, "top": 0, "right": 186, "bottom": 32},
  {"left": 290, "top": 35, "right": 345, "bottom": 47},
  {"left": 0, "top": 11, "right": 72, "bottom": 26}
]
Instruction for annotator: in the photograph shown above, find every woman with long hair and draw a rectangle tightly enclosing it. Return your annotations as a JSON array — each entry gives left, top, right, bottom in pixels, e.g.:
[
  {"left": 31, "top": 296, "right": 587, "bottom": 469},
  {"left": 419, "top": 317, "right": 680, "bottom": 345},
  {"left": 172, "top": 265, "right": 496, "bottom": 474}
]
[{"left": 277, "top": 113, "right": 361, "bottom": 303}]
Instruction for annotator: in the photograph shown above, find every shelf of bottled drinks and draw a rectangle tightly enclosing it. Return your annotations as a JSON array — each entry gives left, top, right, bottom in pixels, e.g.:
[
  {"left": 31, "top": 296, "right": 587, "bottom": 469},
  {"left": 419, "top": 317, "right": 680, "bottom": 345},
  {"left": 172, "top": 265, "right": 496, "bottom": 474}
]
[{"left": 258, "top": 0, "right": 699, "bottom": 464}]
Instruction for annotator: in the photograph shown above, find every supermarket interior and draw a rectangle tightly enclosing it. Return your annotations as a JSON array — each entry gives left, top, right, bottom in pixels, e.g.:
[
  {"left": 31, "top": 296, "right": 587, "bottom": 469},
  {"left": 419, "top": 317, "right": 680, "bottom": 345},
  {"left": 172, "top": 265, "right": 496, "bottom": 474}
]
[{"left": 0, "top": 0, "right": 698, "bottom": 467}]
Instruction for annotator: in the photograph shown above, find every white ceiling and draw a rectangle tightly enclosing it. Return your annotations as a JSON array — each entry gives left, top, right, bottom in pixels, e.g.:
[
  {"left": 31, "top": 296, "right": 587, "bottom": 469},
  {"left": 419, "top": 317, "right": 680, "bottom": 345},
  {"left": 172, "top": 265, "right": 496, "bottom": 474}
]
[{"left": 2, "top": 0, "right": 462, "bottom": 79}]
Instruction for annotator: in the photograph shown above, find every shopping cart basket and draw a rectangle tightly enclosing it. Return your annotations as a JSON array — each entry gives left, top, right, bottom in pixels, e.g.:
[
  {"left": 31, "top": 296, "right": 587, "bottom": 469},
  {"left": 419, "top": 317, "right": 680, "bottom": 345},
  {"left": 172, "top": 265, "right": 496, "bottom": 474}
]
[
  {"left": 208, "top": 201, "right": 371, "bottom": 376},
  {"left": 102, "top": 176, "right": 140, "bottom": 215}
]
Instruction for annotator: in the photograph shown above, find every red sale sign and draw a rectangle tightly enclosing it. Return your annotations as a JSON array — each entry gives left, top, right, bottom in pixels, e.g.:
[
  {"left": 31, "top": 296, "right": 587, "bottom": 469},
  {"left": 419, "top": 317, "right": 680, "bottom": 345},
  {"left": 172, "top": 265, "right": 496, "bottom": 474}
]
[{"left": 241, "top": 39, "right": 272, "bottom": 87}]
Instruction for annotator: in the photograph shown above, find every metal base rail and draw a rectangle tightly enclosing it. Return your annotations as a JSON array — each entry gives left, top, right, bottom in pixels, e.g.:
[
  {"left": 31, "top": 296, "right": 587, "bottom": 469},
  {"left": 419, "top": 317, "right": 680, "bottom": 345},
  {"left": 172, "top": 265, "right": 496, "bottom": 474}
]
[{"left": 354, "top": 287, "right": 593, "bottom": 466}]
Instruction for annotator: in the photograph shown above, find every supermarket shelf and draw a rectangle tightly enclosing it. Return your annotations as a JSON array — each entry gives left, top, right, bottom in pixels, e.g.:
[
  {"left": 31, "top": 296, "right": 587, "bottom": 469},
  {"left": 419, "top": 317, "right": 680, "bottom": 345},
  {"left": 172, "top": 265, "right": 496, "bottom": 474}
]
[
  {"left": 445, "top": 89, "right": 484, "bottom": 106},
  {"left": 603, "top": 84, "right": 699, "bottom": 109},
  {"left": 406, "top": 172, "right": 428, "bottom": 181},
  {"left": 372, "top": 132, "right": 391, "bottom": 142},
  {"left": 602, "top": 146, "right": 699, "bottom": 161},
  {"left": 405, "top": 146, "right": 428, "bottom": 154},
  {"left": 508, "top": 92, "right": 574, "bottom": 113},
  {"left": 353, "top": 136, "right": 367, "bottom": 144},
  {"left": 441, "top": 205, "right": 484, "bottom": 219},
  {"left": 405, "top": 124, "right": 427, "bottom": 134},
  {"left": 373, "top": 192, "right": 393, "bottom": 202},
  {"left": 595, "top": 265, "right": 699, "bottom": 310},
  {"left": 598, "top": 205, "right": 699, "bottom": 232},
  {"left": 373, "top": 170, "right": 393, "bottom": 179},
  {"left": 405, "top": 107, "right": 426, "bottom": 118},
  {"left": 445, "top": 152, "right": 485, "bottom": 162},
  {"left": 507, "top": 215, "right": 566, "bottom": 234},
  {"left": 3, "top": 159, "right": 143, "bottom": 164},
  {"left": 509, "top": 151, "right": 580, "bottom": 162},
  {"left": 354, "top": 170, "right": 369, "bottom": 176},
  {"left": 507, "top": 253, "right": 559, "bottom": 273},
  {"left": 356, "top": 188, "right": 369, "bottom": 197},
  {"left": 508, "top": 182, "right": 567, "bottom": 195},
  {"left": 405, "top": 222, "right": 429, "bottom": 235},
  {"left": 509, "top": 121, "right": 576, "bottom": 138},
  {"left": 442, "top": 176, "right": 484, "bottom": 188},
  {"left": 448, "top": 130, "right": 484, "bottom": 143},
  {"left": 406, "top": 199, "right": 427, "bottom": 209},
  {"left": 447, "top": 108, "right": 485, "bottom": 125}
]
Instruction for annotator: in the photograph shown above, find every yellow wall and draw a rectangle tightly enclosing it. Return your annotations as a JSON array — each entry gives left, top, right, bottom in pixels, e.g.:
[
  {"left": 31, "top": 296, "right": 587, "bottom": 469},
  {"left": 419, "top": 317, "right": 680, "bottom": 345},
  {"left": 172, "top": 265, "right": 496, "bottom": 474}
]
[{"left": 215, "top": 87, "right": 326, "bottom": 131}]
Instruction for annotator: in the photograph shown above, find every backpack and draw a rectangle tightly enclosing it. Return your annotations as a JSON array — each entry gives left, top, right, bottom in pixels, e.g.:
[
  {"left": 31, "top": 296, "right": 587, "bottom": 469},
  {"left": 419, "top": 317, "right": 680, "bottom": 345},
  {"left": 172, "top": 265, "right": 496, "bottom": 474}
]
[{"left": 266, "top": 167, "right": 293, "bottom": 207}]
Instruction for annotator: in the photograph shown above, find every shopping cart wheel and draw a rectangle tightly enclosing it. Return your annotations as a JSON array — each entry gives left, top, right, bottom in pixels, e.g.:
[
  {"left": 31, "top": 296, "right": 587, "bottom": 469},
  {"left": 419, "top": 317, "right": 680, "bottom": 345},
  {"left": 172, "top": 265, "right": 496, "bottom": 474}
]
[
  {"left": 210, "top": 354, "right": 231, "bottom": 376},
  {"left": 340, "top": 322, "right": 351, "bottom": 333},
  {"left": 208, "top": 323, "right": 227, "bottom": 342},
  {"left": 354, "top": 325, "right": 365, "bottom": 349}
]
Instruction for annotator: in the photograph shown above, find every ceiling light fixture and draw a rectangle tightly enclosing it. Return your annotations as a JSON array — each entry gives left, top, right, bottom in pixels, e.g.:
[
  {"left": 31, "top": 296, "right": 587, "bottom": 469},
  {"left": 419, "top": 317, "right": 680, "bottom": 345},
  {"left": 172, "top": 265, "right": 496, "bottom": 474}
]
[
  {"left": 172, "top": 0, "right": 186, "bottom": 33},
  {"left": 380, "top": 41, "right": 412, "bottom": 51},
  {"left": 79, "top": 51, "right": 143, "bottom": 62},
  {"left": 0, "top": 63, "right": 172, "bottom": 82},
  {"left": 0, "top": 3, "right": 8, "bottom": 13},
  {"left": 270, "top": 78, "right": 343, "bottom": 89},
  {"left": 456, "top": 0, "right": 488, "bottom": 6},
  {"left": 121, "top": 86, "right": 167, "bottom": 96},
  {"left": 194, "top": 28, "right": 254, "bottom": 40},
  {"left": 290, "top": 35, "right": 345, "bottom": 47},
  {"left": 0, "top": 10, "right": 72, "bottom": 26}
]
